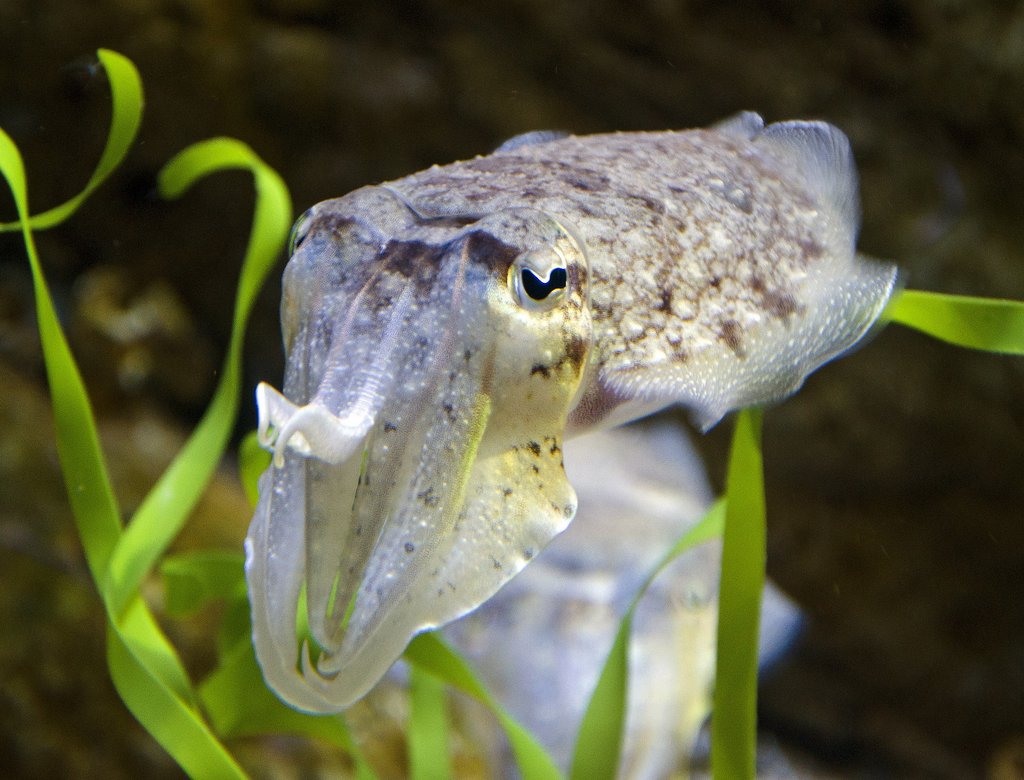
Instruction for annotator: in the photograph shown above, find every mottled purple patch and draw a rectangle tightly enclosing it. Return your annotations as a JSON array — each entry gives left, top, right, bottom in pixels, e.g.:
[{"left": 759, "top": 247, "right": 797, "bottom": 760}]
[
  {"left": 465, "top": 230, "right": 522, "bottom": 276},
  {"left": 564, "top": 170, "right": 611, "bottom": 192}
]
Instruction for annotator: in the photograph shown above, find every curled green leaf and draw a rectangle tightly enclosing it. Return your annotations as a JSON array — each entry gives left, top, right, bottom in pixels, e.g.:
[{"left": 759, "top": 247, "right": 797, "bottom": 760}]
[
  {"left": 1, "top": 50, "right": 248, "bottom": 780},
  {"left": 0, "top": 49, "right": 143, "bottom": 232},
  {"left": 104, "top": 137, "right": 292, "bottom": 618}
]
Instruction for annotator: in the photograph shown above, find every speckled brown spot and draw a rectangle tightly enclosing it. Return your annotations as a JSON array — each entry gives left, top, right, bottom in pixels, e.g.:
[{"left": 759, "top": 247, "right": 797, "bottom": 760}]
[
  {"left": 569, "top": 259, "right": 588, "bottom": 288},
  {"left": 761, "top": 289, "right": 799, "bottom": 318},
  {"left": 563, "top": 334, "right": 588, "bottom": 368},
  {"left": 720, "top": 319, "right": 744, "bottom": 355},
  {"left": 313, "top": 214, "right": 357, "bottom": 245},
  {"left": 797, "top": 237, "right": 824, "bottom": 264},
  {"left": 564, "top": 170, "right": 611, "bottom": 192},
  {"left": 417, "top": 487, "right": 440, "bottom": 507},
  {"left": 417, "top": 212, "right": 480, "bottom": 228},
  {"left": 656, "top": 287, "right": 673, "bottom": 313},
  {"left": 626, "top": 192, "right": 664, "bottom": 215}
]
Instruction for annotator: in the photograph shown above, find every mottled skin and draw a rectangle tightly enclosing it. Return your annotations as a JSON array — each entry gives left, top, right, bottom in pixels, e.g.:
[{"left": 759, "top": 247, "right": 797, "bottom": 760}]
[
  {"left": 390, "top": 113, "right": 892, "bottom": 430},
  {"left": 246, "top": 112, "right": 897, "bottom": 712}
]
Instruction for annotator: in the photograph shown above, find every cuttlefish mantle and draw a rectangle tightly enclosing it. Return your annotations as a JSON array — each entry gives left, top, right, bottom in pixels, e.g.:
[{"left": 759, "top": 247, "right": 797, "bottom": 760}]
[{"left": 245, "top": 112, "right": 897, "bottom": 712}]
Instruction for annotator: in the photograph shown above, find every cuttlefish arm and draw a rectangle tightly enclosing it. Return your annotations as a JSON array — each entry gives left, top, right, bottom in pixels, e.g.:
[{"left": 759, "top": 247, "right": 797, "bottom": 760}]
[
  {"left": 247, "top": 114, "right": 897, "bottom": 712},
  {"left": 247, "top": 190, "right": 591, "bottom": 711}
]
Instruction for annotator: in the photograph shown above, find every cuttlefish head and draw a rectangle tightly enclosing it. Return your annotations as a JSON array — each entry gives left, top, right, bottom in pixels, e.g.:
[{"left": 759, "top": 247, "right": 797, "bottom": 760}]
[{"left": 245, "top": 186, "right": 592, "bottom": 712}]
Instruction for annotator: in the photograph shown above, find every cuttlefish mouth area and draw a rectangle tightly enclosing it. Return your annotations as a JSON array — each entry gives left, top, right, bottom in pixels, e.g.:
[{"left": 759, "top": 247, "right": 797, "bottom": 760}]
[{"left": 246, "top": 211, "right": 592, "bottom": 711}]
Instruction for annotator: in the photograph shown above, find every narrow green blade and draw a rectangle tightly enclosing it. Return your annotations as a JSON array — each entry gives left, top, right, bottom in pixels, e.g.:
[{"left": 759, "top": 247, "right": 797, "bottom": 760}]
[
  {"left": 888, "top": 288, "right": 1024, "bottom": 354},
  {"left": 109, "top": 599, "right": 247, "bottom": 779},
  {"left": 409, "top": 665, "right": 451, "bottom": 780},
  {"left": 161, "top": 551, "right": 248, "bottom": 616},
  {"left": 0, "top": 128, "right": 122, "bottom": 583},
  {"left": 712, "top": 408, "right": 766, "bottom": 780},
  {"left": 405, "top": 633, "right": 563, "bottom": 780},
  {"left": 239, "top": 430, "right": 271, "bottom": 506},
  {"left": 0, "top": 54, "right": 248, "bottom": 779}
]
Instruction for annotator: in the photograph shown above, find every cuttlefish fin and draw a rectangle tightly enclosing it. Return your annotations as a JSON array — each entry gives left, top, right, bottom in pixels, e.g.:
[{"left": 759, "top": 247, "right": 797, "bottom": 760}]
[
  {"left": 494, "top": 130, "right": 570, "bottom": 153},
  {"left": 714, "top": 114, "right": 858, "bottom": 241},
  {"left": 758, "top": 119, "right": 861, "bottom": 252},
  {"left": 713, "top": 110, "right": 765, "bottom": 141}
]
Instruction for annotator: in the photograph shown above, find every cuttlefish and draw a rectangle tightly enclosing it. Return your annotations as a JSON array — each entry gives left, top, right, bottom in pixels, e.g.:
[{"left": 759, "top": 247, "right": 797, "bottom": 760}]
[{"left": 246, "top": 112, "right": 898, "bottom": 712}]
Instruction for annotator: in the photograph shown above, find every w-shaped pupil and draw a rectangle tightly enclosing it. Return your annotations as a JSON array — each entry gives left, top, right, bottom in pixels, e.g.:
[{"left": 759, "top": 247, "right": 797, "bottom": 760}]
[{"left": 521, "top": 267, "right": 567, "bottom": 300}]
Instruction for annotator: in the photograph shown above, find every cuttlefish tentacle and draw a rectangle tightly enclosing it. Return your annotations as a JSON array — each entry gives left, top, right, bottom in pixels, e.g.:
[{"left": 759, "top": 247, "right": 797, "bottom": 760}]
[
  {"left": 247, "top": 114, "right": 897, "bottom": 712},
  {"left": 257, "top": 279, "right": 414, "bottom": 468}
]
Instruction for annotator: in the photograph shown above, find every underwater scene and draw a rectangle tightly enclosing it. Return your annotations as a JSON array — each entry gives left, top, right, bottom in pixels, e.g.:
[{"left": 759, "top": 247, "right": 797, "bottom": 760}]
[{"left": 2, "top": 2, "right": 1024, "bottom": 778}]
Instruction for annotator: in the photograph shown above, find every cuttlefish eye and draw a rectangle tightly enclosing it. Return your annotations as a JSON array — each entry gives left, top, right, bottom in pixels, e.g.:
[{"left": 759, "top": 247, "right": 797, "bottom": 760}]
[
  {"left": 288, "top": 208, "right": 315, "bottom": 255},
  {"left": 510, "top": 249, "right": 568, "bottom": 311}
]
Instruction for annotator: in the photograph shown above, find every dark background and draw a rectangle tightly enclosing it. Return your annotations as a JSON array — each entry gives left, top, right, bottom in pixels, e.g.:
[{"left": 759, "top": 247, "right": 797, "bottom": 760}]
[{"left": 2, "top": 1, "right": 1023, "bottom": 777}]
